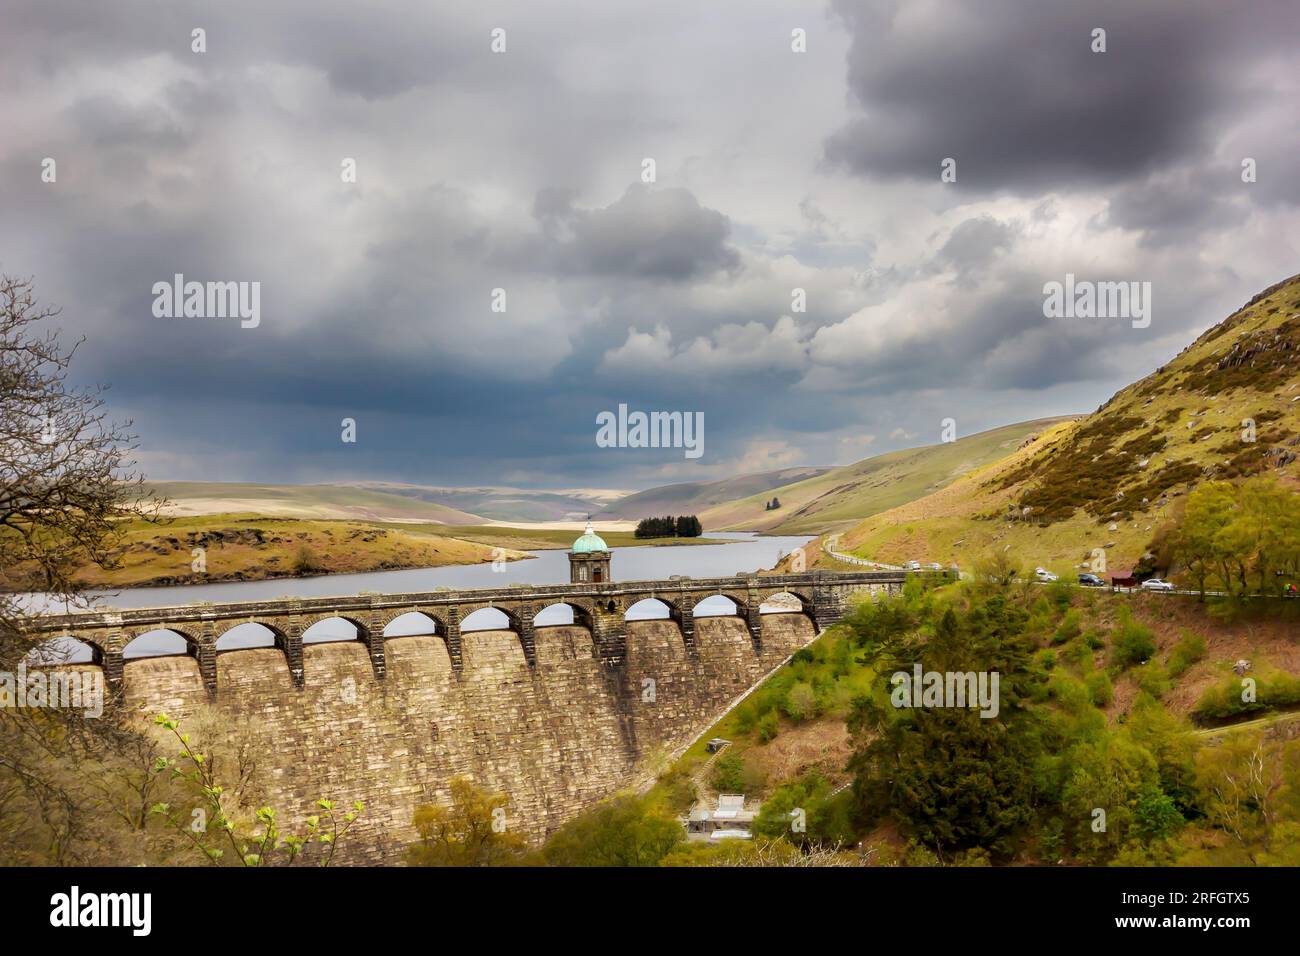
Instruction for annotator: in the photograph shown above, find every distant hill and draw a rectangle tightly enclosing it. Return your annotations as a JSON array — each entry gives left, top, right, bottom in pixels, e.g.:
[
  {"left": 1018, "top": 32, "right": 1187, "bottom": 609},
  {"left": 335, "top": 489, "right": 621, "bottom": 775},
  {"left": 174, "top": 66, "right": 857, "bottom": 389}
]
[
  {"left": 149, "top": 481, "right": 632, "bottom": 524},
  {"left": 700, "top": 419, "right": 1069, "bottom": 534},
  {"left": 830, "top": 273, "right": 1300, "bottom": 575},
  {"left": 336, "top": 482, "right": 625, "bottom": 523},
  {"left": 598, "top": 467, "right": 829, "bottom": 520},
  {"left": 148, "top": 482, "right": 485, "bottom": 524}
]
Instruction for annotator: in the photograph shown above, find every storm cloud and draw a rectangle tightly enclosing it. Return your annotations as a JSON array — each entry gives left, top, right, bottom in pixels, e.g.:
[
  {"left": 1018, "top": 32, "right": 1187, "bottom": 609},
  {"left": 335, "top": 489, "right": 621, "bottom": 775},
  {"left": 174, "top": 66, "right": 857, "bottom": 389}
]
[
  {"left": 824, "top": 0, "right": 1297, "bottom": 192},
  {"left": 0, "top": 0, "right": 1296, "bottom": 489}
]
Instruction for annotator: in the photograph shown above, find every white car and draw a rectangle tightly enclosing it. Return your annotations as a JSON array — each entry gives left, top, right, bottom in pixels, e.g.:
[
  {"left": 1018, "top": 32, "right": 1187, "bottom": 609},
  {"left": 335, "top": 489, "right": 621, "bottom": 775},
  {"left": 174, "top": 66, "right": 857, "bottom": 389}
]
[
  {"left": 1034, "top": 567, "right": 1059, "bottom": 582},
  {"left": 905, "top": 560, "right": 922, "bottom": 571},
  {"left": 925, "top": 562, "right": 943, "bottom": 571},
  {"left": 1141, "top": 578, "right": 1175, "bottom": 591}
]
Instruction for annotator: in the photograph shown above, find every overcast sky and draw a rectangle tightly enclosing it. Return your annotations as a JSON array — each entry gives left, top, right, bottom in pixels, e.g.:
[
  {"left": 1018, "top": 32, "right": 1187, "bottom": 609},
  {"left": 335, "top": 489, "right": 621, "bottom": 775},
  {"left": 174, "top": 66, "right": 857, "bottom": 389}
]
[{"left": 3, "top": 0, "right": 1297, "bottom": 490}]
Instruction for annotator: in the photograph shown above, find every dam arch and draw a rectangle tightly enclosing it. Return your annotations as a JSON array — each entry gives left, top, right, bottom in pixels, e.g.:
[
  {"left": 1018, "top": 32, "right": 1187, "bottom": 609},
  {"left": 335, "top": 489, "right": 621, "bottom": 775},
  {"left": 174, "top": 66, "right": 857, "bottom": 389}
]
[{"left": 123, "top": 627, "right": 199, "bottom": 660}]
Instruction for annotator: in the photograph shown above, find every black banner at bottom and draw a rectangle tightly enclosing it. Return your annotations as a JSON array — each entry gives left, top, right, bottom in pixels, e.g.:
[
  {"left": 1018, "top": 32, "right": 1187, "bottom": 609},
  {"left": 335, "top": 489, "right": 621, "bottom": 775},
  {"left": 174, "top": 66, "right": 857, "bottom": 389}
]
[{"left": 0, "top": 865, "right": 1280, "bottom": 944}]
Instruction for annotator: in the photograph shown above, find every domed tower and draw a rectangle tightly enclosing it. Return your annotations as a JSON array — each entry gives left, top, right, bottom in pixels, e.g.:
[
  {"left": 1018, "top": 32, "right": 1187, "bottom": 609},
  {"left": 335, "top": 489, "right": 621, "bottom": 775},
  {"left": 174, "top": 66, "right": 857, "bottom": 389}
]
[{"left": 569, "top": 518, "right": 612, "bottom": 584}]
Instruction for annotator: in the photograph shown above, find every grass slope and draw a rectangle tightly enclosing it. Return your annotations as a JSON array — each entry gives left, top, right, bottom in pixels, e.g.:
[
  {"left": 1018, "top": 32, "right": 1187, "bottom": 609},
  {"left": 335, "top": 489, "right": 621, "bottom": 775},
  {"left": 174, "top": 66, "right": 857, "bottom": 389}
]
[
  {"left": 701, "top": 419, "right": 1068, "bottom": 534},
  {"left": 598, "top": 467, "right": 829, "bottom": 520},
  {"left": 58, "top": 514, "right": 529, "bottom": 588},
  {"left": 830, "top": 273, "right": 1300, "bottom": 577}
]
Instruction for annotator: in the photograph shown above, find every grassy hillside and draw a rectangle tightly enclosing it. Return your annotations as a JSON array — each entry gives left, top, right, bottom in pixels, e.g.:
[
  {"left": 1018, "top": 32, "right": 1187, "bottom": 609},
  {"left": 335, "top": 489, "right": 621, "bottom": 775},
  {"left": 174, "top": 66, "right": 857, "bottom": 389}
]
[
  {"left": 598, "top": 467, "right": 829, "bottom": 520},
  {"left": 700, "top": 419, "right": 1069, "bottom": 534},
  {"left": 148, "top": 481, "right": 485, "bottom": 524},
  {"left": 830, "top": 273, "right": 1300, "bottom": 577},
  {"left": 48, "top": 514, "right": 530, "bottom": 588}
]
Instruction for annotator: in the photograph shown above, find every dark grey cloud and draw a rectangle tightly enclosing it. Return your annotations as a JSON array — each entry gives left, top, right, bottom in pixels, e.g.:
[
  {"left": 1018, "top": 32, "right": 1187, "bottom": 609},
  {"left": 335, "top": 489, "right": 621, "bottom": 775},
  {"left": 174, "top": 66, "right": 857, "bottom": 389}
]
[
  {"left": 1096, "top": 166, "right": 1251, "bottom": 247},
  {"left": 534, "top": 185, "right": 740, "bottom": 281},
  {"left": 825, "top": 0, "right": 1299, "bottom": 193},
  {"left": 933, "top": 215, "right": 1019, "bottom": 275}
]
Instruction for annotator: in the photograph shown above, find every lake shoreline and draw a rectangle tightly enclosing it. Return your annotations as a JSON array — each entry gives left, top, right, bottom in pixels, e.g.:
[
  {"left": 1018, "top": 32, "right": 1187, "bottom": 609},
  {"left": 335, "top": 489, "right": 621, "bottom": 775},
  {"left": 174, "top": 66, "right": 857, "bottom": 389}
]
[
  {"left": 27, "top": 532, "right": 814, "bottom": 613},
  {"left": 49, "top": 535, "right": 736, "bottom": 594},
  {"left": 60, "top": 553, "right": 539, "bottom": 592}
]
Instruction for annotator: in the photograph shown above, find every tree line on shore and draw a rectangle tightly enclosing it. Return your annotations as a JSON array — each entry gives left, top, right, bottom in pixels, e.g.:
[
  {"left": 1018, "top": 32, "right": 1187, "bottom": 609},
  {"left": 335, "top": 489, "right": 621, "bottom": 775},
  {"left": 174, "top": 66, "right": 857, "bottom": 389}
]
[{"left": 634, "top": 515, "right": 703, "bottom": 538}]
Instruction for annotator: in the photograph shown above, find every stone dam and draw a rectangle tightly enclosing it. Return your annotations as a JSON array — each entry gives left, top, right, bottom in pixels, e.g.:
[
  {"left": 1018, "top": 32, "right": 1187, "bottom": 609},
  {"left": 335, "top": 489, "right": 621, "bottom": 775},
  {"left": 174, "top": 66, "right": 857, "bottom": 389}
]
[{"left": 31, "top": 570, "right": 910, "bottom": 861}]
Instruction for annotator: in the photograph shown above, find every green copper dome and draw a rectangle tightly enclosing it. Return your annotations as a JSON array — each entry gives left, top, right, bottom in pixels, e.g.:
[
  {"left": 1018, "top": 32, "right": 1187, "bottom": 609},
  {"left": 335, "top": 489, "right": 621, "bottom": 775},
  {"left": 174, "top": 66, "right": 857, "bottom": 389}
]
[{"left": 572, "top": 521, "right": 608, "bottom": 553}]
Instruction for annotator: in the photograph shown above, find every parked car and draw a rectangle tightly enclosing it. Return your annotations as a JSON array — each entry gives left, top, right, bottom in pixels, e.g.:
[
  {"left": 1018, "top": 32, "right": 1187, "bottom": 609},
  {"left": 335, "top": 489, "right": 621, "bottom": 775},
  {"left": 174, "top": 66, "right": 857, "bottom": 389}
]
[
  {"left": 1077, "top": 573, "right": 1104, "bottom": 587},
  {"left": 905, "top": 560, "right": 921, "bottom": 571},
  {"left": 1035, "top": 567, "right": 1059, "bottom": 582},
  {"left": 925, "top": 562, "right": 943, "bottom": 571},
  {"left": 1141, "top": 578, "right": 1174, "bottom": 591}
]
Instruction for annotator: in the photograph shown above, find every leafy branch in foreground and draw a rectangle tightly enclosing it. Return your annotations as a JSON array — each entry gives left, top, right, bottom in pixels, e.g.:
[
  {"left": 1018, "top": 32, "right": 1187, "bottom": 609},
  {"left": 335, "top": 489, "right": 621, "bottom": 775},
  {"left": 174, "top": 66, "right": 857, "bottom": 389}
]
[
  {"left": 1, "top": 275, "right": 169, "bottom": 866},
  {"left": 148, "top": 714, "right": 362, "bottom": 866}
]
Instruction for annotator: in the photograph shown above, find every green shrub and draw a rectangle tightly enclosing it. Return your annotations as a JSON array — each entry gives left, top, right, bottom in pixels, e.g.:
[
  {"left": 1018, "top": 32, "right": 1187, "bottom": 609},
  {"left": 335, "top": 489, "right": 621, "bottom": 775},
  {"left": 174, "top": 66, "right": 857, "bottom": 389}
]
[
  {"left": 1048, "top": 581, "right": 1074, "bottom": 611},
  {"left": 704, "top": 751, "right": 766, "bottom": 796},
  {"left": 1133, "top": 787, "right": 1185, "bottom": 841},
  {"left": 1085, "top": 670, "right": 1113, "bottom": 708},
  {"left": 1206, "top": 600, "right": 1245, "bottom": 626},
  {"left": 783, "top": 681, "right": 818, "bottom": 722},
  {"left": 1191, "top": 668, "right": 1300, "bottom": 723},
  {"left": 1052, "top": 610, "right": 1082, "bottom": 645},
  {"left": 1047, "top": 672, "right": 1093, "bottom": 713},
  {"left": 292, "top": 544, "right": 324, "bottom": 573},
  {"left": 710, "top": 752, "right": 746, "bottom": 793},
  {"left": 733, "top": 701, "right": 758, "bottom": 735},
  {"left": 1027, "top": 596, "right": 1055, "bottom": 636},
  {"left": 1037, "top": 817, "right": 1065, "bottom": 861},
  {"left": 1135, "top": 661, "right": 1171, "bottom": 699},
  {"left": 751, "top": 773, "right": 854, "bottom": 848},
  {"left": 543, "top": 794, "right": 682, "bottom": 867},
  {"left": 1068, "top": 639, "right": 1095, "bottom": 670},
  {"left": 1167, "top": 630, "right": 1207, "bottom": 679},
  {"left": 903, "top": 842, "right": 941, "bottom": 867},
  {"left": 1084, "top": 628, "right": 1106, "bottom": 651},
  {"left": 757, "top": 710, "right": 780, "bottom": 743},
  {"left": 654, "top": 764, "right": 698, "bottom": 815},
  {"left": 1112, "top": 612, "right": 1156, "bottom": 670}
]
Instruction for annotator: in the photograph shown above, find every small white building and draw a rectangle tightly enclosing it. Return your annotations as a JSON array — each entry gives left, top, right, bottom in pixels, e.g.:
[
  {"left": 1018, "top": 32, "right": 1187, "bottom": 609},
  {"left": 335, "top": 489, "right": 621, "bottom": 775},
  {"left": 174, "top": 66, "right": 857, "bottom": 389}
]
[{"left": 687, "top": 794, "right": 756, "bottom": 841}]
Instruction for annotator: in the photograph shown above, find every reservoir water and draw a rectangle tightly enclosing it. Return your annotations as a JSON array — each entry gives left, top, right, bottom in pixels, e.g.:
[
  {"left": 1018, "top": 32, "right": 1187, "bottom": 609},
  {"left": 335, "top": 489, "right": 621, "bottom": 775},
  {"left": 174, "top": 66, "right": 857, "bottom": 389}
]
[{"left": 37, "top": 532, "right": 814, "bottom": 658}]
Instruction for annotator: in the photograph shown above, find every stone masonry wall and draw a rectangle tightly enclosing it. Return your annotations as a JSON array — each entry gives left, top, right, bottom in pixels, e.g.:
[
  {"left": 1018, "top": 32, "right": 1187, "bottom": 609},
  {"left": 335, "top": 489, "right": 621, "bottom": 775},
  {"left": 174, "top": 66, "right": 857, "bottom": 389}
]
[{"left": 118, "top": 612, "right": 816, "bottom": 863}]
